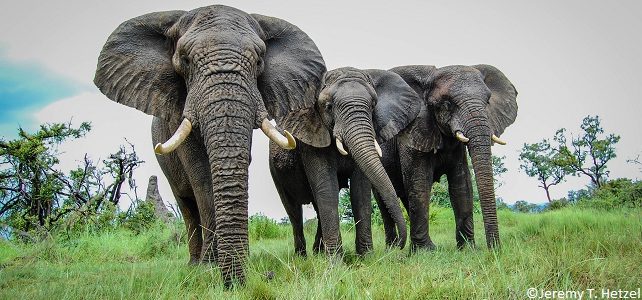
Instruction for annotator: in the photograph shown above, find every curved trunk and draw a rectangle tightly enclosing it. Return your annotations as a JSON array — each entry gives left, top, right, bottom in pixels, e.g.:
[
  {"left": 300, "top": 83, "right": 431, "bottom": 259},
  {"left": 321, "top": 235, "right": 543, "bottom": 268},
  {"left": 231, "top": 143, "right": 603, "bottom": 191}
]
[
  {"left": 341, "top": 109, "right": 407, "bottom": 248},
  {"left": 462, "top": 105, "right": 500, "bottom": 248},
  {"left": 200, "top": 85, "right": 254, "bottom": 286}
]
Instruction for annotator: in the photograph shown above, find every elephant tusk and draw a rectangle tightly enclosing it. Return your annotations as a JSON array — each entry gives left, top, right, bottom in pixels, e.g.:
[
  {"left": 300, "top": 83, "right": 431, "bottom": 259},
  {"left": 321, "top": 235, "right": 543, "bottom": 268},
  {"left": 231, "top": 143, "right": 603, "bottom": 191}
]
[
  {"left": 374, "top": 140, "right": 382, "bottom": 157},
  {"left": 261, "top": 119, "right": 296, "bottom": 150},
  {"left": 455, "top": 131, "right": 469, "bottom": 143},
  {"left": 492, "top": 134, "right": 507, "bottom": 145},
  {"left": 155, "top": 118, "right": 193, "bottom": 155},
  {"left": 335, "top": 137, "right": 348, "bottom": 155}
]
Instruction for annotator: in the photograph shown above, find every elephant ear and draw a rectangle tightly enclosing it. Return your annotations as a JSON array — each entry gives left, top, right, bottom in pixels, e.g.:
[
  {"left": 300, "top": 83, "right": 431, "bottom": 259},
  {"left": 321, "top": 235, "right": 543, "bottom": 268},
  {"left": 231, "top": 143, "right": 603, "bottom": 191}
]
[
  {"left": 94, "top": 11, "right": 186, "bottom": 124},
  {"left": 251, "top": 14, "right": 329, "bottom": 147},
  {"left": 473, "top": 64, "right": 518, "bottom": 137},
  {"left": 389, "top": 65, "right": 442, "bottom": 153},
  {"left": 365, "top": 69, "right": 422, "bottom": 144}
]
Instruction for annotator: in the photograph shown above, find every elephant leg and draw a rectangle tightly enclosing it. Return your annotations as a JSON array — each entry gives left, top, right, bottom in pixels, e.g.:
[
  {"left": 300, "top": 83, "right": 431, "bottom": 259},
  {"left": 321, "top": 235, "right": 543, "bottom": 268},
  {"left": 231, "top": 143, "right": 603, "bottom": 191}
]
[
  {"left": 302, "top": 150, "right": 342, "bottom": 256},
  {"left": 373, "top": 190, "right": 400, "bottom": 248},
  {"left": 152, "top": 118, "right": 207, "bottom": 263},
  {"left": 279, "top": 191, "right": 306, "bottom": 256},
  {"left": 447, "top": 151, "right": 475, "bottom": 249},
  {"left": 400, "top": 147, "right": 435, "bottom": 252},
  {"left": 175, "top": 196, "right": 203, "bottom": 264},
  {"left": 269, "top": 142, "right": 310, "bottom": 256},
  {"left": 350, "top": 170, "right": 373, "bottom": 255},
  {"left": 312, "top": 215, "right": 325, "bottom": 254}
]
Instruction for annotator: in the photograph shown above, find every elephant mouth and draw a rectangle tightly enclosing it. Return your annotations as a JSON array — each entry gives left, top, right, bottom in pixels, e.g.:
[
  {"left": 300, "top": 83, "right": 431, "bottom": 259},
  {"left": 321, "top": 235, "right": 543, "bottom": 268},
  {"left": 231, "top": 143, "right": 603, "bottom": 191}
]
[
  {"left": 453, "top": 130, "right": 507, "bottom": 145},
  {"left": 154, "top": 117, "right": 296, "bottom": 155},
  {"left": 334, "top": 135, "right": 381, "bottom": 157}
]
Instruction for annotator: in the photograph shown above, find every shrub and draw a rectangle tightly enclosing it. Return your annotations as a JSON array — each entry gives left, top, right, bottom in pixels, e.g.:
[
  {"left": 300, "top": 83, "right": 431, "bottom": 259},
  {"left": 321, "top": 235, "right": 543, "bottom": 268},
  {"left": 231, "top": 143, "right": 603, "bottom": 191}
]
[
  {"left": 122, "top": 201, "right": 157, "bottom": 235},
  {"left": 577, "top": 179, "right": 642, "bottom": 210},
  {"left": 546, "top": 199, "right": 570, "bottom": 211},
  {"left": 249, "top": 214, "right": 284, "bottom": 240}
]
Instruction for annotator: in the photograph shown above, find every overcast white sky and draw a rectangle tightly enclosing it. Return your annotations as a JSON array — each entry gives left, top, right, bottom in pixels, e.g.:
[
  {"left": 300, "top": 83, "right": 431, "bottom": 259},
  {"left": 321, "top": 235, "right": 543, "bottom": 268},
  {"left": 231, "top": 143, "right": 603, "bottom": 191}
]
[{"left": 1, "top": 0, "right": 641, "bottom": 219}]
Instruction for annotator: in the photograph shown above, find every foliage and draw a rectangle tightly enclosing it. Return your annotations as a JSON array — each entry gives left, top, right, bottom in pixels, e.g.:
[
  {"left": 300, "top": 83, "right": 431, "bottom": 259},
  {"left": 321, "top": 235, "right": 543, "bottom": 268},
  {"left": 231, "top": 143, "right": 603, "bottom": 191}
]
[
  {"left": 492, "top": 155, "right": 508, "bottom": 188},
  {"left": 496, "top": 198, "right": 510, "bottom": 210},
  {"left": 248, "top": 213, "right": 286, "bottom": 240},
  {"left": 545, "top": 199, "right": 570, "bottom": 211},
  {"left": 121, "top": 200, "right": 157, "bottom": 235},
  {"left": 554, "top": 115, "right": 620, "bottom": 188},
  {"left": 338, "top": 187, "right": 383, "bottom": 225},
  {"left": 512, "top": 200, "right": 538, "bottom": 213},
  {"left": 575, "top": 178, "right": 642, "bottom": 210},
  {"left": 0, "top": 122, "right": 91, "bottom": 233},
  {"left": 0, "top": 121, "right": 146, "bottom": 239},
  {"left": 1, "top": 208, "right": 640, "bottom": 299},
  {"left": 519, "top": 139, "right": 569, "bottom": 202}
]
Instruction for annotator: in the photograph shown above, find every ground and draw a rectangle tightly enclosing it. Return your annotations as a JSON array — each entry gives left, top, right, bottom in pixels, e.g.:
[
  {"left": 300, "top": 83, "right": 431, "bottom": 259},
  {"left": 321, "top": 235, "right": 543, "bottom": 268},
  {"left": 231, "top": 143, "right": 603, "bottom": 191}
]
[{"left": 1, "top": 207, "right": 640, "bottom": 299}]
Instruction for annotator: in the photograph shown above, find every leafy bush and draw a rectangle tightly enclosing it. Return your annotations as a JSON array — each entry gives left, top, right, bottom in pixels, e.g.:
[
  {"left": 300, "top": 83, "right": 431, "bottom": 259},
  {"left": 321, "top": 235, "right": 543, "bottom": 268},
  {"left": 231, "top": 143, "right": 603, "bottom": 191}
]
[
  {"left": 122, "top": 201, "right": 157, "bottom": 235},
  {"left": 512, "top": 200, "right": 538, "bottom": 213},
  {"left": 546, "top": 199, "right": 570, "bottom": 211},
  {"left": 249, "top": 214, "right": 285, "bottom": 240},
  {"left": 577, "top": 179, "right": 642, "bottom": 210}
]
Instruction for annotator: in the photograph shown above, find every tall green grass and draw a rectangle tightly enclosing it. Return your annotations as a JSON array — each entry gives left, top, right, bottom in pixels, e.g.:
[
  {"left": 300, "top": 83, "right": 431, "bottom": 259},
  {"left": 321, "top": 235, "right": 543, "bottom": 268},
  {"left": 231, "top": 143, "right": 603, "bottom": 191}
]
[{"left": 1, "top": 208, "right": 640, "bottom": 299}]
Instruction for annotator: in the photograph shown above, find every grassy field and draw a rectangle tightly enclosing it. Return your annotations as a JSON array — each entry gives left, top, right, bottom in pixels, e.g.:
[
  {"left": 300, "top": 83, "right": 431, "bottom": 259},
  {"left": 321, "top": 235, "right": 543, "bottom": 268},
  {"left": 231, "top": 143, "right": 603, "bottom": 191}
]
[{"left": 1, "top": 207, "right": 640, "bottom": 299}]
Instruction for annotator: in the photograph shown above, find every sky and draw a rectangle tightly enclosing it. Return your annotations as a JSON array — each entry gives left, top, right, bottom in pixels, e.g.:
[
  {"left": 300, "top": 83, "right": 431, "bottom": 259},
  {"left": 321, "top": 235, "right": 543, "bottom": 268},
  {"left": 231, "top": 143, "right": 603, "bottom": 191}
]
[{"left": 1, "top": 0, "right": 641, "bottom": 219}]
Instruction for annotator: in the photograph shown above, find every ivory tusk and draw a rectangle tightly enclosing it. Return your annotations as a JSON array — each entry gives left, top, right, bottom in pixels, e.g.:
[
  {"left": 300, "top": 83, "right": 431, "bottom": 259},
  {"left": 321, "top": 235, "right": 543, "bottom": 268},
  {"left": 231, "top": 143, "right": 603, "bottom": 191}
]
[
  {"left": 492, "top": 134, "right": 507, "bottom": 145},
  {"left": 261, "top": 119, "right": 296, "bottom": 150},
  {"left": 455, "top": 131, "right": 469, "bottom": 143},
  {"left": 336, "top": 137, "right": 348, "bottom": 155},
  {"left": 374, "top": 140, "right": 382, "bottom": 157},
  {"left": 154, "top": 118, "right": 193, "bottom": 155}
]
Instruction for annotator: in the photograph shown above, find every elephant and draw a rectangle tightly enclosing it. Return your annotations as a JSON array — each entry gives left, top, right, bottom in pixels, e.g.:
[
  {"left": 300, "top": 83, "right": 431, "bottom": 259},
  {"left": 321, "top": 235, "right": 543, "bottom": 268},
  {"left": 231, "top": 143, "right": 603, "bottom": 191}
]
[
  {"left": 93, "top": 5, "right": 326, "bottom": 286},
  {"left": 270, "top": 67, "right": 421, "bottom": 256},
  {"left": 374, "top": 65, "right": 517, "bottom": 251}
]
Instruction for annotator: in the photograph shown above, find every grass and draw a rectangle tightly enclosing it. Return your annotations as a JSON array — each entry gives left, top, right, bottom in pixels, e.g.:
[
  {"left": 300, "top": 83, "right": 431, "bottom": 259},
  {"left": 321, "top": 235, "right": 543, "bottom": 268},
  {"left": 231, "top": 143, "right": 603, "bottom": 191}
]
[{"left": 1, "top": 207, "right": 641, "bottom": 299}]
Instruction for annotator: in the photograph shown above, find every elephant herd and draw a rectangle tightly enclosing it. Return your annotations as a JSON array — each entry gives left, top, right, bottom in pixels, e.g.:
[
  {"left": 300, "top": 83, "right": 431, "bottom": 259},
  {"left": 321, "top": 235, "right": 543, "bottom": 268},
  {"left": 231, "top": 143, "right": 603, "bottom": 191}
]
[{"left": 94, "top": 5, "right": 518, "bottom": 287}]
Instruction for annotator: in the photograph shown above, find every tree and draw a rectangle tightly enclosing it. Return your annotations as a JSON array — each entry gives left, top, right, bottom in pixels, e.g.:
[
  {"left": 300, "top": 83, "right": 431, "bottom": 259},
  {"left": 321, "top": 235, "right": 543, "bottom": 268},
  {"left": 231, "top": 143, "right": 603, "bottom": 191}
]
[
  {"left": 0, "top": 122, "right": 91, "bottom": 231},
  {"left": 519, "top": 139, "right": 569, "bottom": 202},
  {"left": 492, "top": 155, "right": 508, "bottom": 188},
  {"left": 0, "top": 122, "right": 144, "bottom": 235},
  {"left": 512, "top": 200, "right": 538, "bottom": 213},
  {"left": 626, "top": 154, "right": 642, "bottom": 174},
  {"left": 554, "top": 115, "right": 620, "bottom": 188}
]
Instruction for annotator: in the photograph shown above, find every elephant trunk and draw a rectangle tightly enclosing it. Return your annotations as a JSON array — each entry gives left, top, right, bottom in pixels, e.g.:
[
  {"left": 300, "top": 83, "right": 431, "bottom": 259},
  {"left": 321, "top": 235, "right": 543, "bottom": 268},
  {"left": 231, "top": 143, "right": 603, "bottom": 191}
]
[
  {"left": 199, "top": 84, "right": 254, "bottom": 286},
  {"left": 339, "top": 103, "right": 407, "bottom": 248},
  {"left": 461, "top": 104, "right": 500, "bottom": 248}
]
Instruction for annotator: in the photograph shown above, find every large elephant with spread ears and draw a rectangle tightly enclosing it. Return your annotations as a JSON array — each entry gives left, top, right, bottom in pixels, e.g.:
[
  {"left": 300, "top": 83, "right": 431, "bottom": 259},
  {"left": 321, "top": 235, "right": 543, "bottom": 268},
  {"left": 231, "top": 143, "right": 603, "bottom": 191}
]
[
  {"left": 375, "top": 65, "right": 517, "bottom": 251},
  {"left": 270, "top": 67, "right": 420, "bottom": 256},
  {"left": 93, "top": 5, "right": 326, "bottom": 286}
]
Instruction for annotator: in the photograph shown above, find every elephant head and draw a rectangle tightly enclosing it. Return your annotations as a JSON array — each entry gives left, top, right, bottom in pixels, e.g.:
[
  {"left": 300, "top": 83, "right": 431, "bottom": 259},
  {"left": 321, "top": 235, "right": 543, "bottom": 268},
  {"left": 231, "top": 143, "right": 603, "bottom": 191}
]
[
  {"left": 390, "top": 65, "right": 518, "bottom": 248},
  {"left": 288, "top": 67, "right": 422, "bottom": 248},
  {"left": 94, "top": 5, "right": 325, "bottom": 285}
]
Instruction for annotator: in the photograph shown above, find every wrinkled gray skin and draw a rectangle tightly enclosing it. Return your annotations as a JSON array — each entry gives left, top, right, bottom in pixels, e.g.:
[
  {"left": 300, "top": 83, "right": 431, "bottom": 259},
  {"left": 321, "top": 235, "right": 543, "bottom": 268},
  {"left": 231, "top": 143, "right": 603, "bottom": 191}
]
[
  {"left": 94, "top": 5, "right": 326, "bottom": 286},
  {"left": 270, "top": 67, "right": 421, "bottom": 255},
  {"left": 376, "top": 65, "right": 517, "bottom": 250}
]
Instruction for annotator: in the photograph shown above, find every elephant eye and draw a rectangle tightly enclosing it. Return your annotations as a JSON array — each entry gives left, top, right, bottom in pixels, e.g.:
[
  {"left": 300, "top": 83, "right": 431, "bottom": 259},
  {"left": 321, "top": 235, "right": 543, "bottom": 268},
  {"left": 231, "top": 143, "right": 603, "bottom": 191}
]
[
  {"left": 257, "top": 57, "right": 264, "bottom": 74},
  {"left": 181, "top": 55, "right": 190, "bottom": 67}
]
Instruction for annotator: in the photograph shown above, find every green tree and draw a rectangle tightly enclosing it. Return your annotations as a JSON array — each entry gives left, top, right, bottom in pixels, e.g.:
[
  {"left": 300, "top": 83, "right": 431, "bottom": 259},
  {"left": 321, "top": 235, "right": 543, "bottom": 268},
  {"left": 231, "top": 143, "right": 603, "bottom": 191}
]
[
  {"left": 519, "top": 139, "right": 569, "bottom": 202},
  {"left": 512, "top": 200, "right": 538, "bottom": 213},
  {"left": 0, "top": 122, "right": 91, "bottom": 231},
  {"left": 0, "top": 122, "right": 144, "bottom": 236},
  {"left": 554, "top": 115, "right": 620, "bottom": 188}
]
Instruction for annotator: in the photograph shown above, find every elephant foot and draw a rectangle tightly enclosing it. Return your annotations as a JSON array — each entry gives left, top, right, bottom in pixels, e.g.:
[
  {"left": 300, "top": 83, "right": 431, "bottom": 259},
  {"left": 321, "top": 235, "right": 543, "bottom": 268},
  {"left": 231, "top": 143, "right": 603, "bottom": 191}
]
[
  {"left": 384, "top": 234, "right": 400, "bottom": 249},
  {"left": 188, "top": 256, "right": 200, "bottom": 266},
  {"left": 355, "top": 244, "right": 373, "bottom": 257},
  {"left": 410, "top": 240, "right": 436, "bottom": 253},
  {"left": 295, "top": 248, "right": 308, "bottom": 257},
  {"left": 457, "top": 239, "right": 475, "bottom": 250}
]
